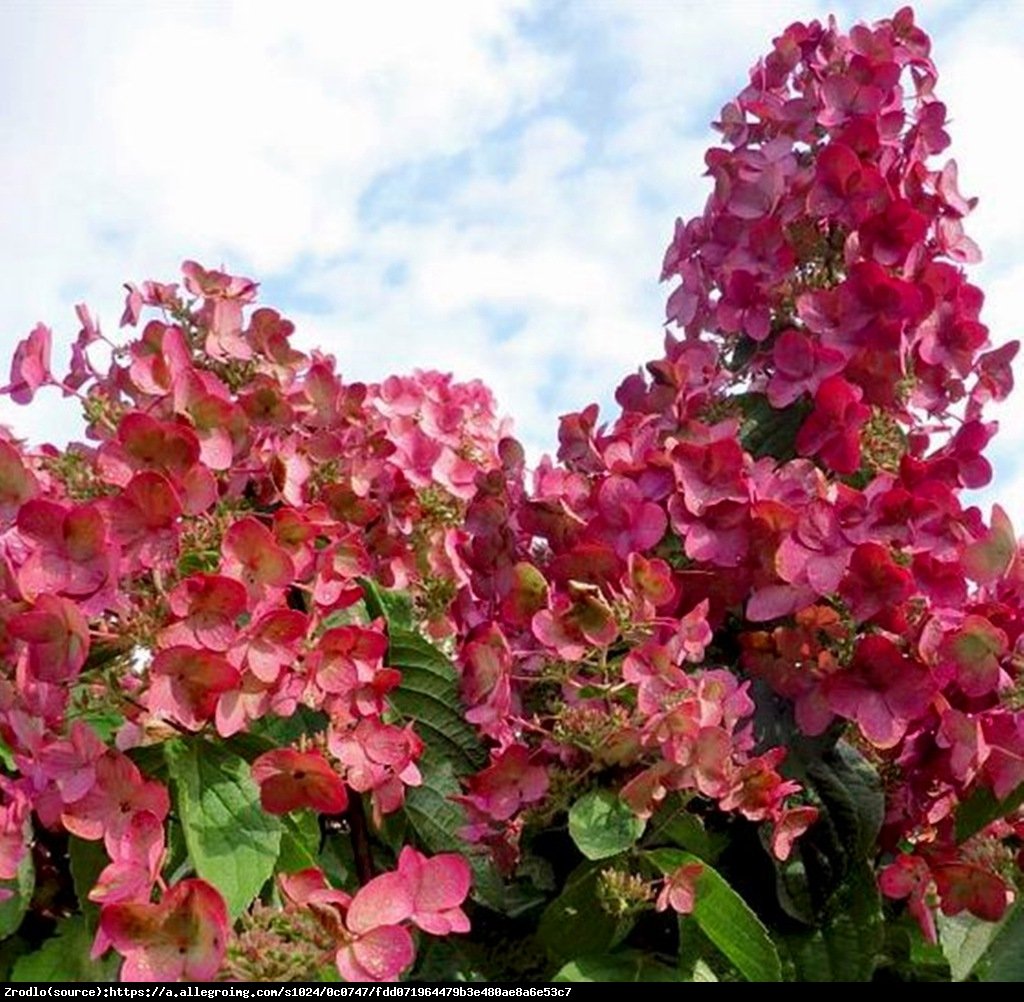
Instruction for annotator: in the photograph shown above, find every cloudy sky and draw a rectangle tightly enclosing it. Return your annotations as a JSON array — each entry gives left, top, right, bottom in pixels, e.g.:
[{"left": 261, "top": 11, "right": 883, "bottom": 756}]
[{"left": 1, "top": 0, "right": 1022, "bottom": 512}]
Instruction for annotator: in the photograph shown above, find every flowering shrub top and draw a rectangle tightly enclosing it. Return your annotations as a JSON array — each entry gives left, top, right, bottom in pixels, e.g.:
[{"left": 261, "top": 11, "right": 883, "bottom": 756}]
[{"left": 1, "top": 5, "right": 1023, "bottom": 984}]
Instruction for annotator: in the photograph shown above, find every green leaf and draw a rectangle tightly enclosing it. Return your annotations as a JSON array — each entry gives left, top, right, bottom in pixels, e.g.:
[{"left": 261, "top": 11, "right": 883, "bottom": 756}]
[
  {"left": 0, "top": 847, "right": 34, "bottom": 938},
  {"left": 0, "top": 734, "right": 15, "bottom": 771},
  {"left": 738, "top": 392, "right": 809, "bottom": 462},
  {"left": 939, "top": 912, "right": 1004, "bottom": 982},
  {"left": 646, "top": 796, "right": 722, "bottom": 860},
  {"left": 360, "top": 577, "right": 414, "bottom": 630},
  {"left": 569, "top": 789, "right": 646, "bottom": 861},
  {"left": 244, "top": 707, "right": 330, "bottom": 752},
  {"left": 691, "top": 958, "right": 719, "bottom": 982},
  {"left": 782, "top": 862, "right": 883, "bottom": 982},
  {"left": 165, "top": 739, "right": 282, "bottom": 918},
  {"left": 803, "top": 740, "right": 884, "bottom": 864},
  {"left": 278, "top": 812, "right": 321, "bottom": 874},
  {"left": 387, "top": 628, "right": 487, "bottom": 774},
  {"left": 11, "top": 916, "right": 118, "bottom": 982},
  {"left": 978, "top": 904, "right": 1024, "bottom": 981},
  {"left": 553, "top": 951, "right": 685, "bottom": 982},
  {"left": 69, "top": 836, "right": 108, "bottom": 924},
  {"left": 648, "top": 848, "right": 781, "bottom": 982},
  {"left": 402, "top": 754, "right": 506, "bottom": 913},
  {"left": 956, "top": 782, "right": 1024, "bottom": 843},
  {"left": 539, "top": 864, "right": 632, "bottom": 962}
]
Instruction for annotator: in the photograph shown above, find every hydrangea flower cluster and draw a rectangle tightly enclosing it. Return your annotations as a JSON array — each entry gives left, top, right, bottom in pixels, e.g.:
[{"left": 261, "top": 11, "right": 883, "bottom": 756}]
[
  {"left": 445, "top": 7, "right": 1023, "bottom": 939},
  {"left": 0, "top": 266, "right": 489, "bottom": 979},
  {"left": 0, "top": 5, "right": 1022, "bottom": 982}
]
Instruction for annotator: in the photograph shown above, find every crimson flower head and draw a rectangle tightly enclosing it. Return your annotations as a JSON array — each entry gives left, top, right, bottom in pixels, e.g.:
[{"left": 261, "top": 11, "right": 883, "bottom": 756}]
[
  {"left": 251, "top": 748, "right": 348, "bottom": 815},
  {"left": 97, "top": 878, "right": 228, "bottom": 982},
  {"left": 795, "top": 376, "right": 871, "bottom": 475}
]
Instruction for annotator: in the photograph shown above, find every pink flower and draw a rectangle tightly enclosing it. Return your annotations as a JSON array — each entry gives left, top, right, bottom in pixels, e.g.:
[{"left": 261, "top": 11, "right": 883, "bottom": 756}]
[
  {"left": 934, "top": 863, "right": 1010, "bottom": 923},
  {"left": 107, "top": 471, "right": 183, "bottom": 571},
  {"left": 252, "top": 748, "right": 348, "bottom": 815},
  {"left": 0, "top": 439, "right": 38, "bottom": 521},
  {"left": 672, "top": 436, "right": 748, "bottom": 517},
  {"left": 880, "top": 855, "right": 937, "bottom": 944},
  {"left": 0, "top": 779, "right": 31, "bottom": 890},
  {"left": 766, "top": 329, "right": 846, "bottom": 408},
  {"left": 62, "top": 752, "right": 170, "bottom": 852},
  {"left": 656, "top": 861, "right": 703, "bottom": 914},
  {"left": 16, "top": 499, "right": 115, "bottom": 602},
  {"left": 312, "top": 626, "right": 395, "bottom": 716},
  {"left": 222, "top": 517, "right": 295, "bottom": 598},
  {"left": 147, "top": 646, "right": 241, "bottom": 730},
  {"left": 395, "top": 847, "right": 472, "bottom": 935},
  {"left": 328, "top": 719, "right": 422, "bottom": 823},
  {"left": 89, "top": 811, "right": 166, "bottom": 905},
  {"left": 838, "top": 542, "right": 914, "bottom": 622},
  {"left": 3, "top": 323, "right": 52, "bottom": 404},
  {"left": 280, "top": 868, "right": 415, "bottom": 984},
  {"left": 97, "top": 878, "right": 228, "bottom": 981},
  {"left": 825, "top": 635, "right": 935, "bottom": 748},
  {"left": 457, "top": 745, "right": 548, "bottom": 824},
  {"left": 795, "top": 376, "right": 870, "bottom": 475},
  {"left": 160, "top": 574, "right": 249, "bottom": 652},
  {"left": 589, "top": 476, "right": 667, "bottom": 558},
  {"left": 8, "top": 594, "right": 90, "bottom": 683},
  {"left": 238, "top": 609, "right": 308, "bottom": 683}
]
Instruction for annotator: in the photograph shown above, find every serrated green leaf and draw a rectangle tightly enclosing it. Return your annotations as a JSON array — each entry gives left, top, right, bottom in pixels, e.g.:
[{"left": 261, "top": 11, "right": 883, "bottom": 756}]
[
  {"left": 803, "top": 740, "right": 883, "bottom": 864},
  {"left": 648, "top": 848, "right": 781, "bottom": 982},
  {"left": 940, "top": 912, "right": 1003, "bottom": 982},
  {"left": 569, "top": 789, "right": 645, "bottom": 861},
  {"left": 553, "top": 951, "right": 685, "bottom": 982},
  {"left": 782, "top": 862, "right": 883, "bottom": 982},
  {"left": 402, "top": 754, "right": 506, "bottom": 912},
  {"left": 11, "top": 916, "right": 118, "bottom": 982},
  {"left": 165, "top": 739, "right": 282, "bottom": 918},
  {"left": 388, "top": 628, "right": 486, "bottom": 774},
  {"left": 0, "top": 847, "right": 34, "bottom": 939}
]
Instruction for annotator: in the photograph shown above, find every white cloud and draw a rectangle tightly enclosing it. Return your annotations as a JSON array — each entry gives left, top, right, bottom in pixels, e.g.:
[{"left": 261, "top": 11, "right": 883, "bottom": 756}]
[{"left": 1, "top": 0, "right": 1022, "bottom": 512}]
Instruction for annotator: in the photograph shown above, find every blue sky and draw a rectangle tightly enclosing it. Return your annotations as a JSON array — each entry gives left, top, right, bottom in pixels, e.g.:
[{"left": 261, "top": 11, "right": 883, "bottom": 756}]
[{"left": 1, "top": 0, "right": 1022, "bottom": 511}]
